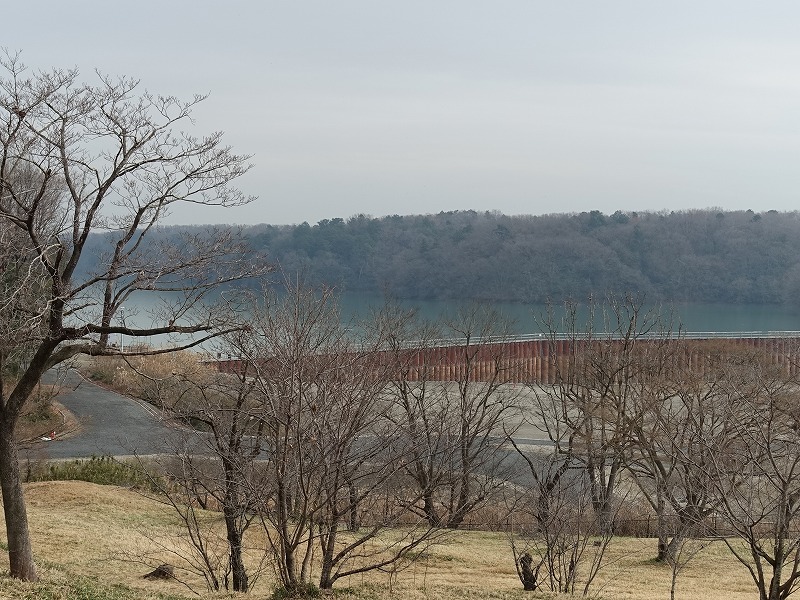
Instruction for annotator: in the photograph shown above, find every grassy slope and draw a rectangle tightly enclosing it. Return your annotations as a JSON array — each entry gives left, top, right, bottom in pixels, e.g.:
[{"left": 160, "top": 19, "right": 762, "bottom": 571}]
[{"left": 0, "top": 481, "right": 757, "bottom": 599}]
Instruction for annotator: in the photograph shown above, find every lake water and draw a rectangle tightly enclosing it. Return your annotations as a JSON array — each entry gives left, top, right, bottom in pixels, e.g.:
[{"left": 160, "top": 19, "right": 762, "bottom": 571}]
[
  {"left": 337, "top": 293, "right": 800, "bottom": 335},
  {"left": 108, "top": 290, "right": 800, "bottom": 349}
]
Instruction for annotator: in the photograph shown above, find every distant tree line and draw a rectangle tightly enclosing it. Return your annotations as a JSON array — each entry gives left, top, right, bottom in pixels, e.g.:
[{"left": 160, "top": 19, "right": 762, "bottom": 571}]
[
  {"left": 77, "top": 208, "right": 800, "bottom": 306},
  {"left": 243, "top": 208, "right": 800, "bottom": 305}
]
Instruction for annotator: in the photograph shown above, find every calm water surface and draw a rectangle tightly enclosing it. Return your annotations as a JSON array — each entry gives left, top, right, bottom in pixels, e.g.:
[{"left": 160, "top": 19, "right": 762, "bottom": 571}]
[
  {"left": 109, "top": 291, "right": 800, "bottom": 348},
  {"left": 337, "top": 293, "right": 800, "bottom": 335}
]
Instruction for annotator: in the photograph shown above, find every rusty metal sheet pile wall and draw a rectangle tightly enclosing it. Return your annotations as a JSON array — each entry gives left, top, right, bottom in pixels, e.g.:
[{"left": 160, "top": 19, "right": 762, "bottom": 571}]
[{"left": 208, "top": 337, "right": 800, "bottom": 384}]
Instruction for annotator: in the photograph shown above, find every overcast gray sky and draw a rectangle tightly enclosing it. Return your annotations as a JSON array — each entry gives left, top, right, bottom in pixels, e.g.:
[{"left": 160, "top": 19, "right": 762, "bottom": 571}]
[{"left": 5, "top": 1, "right": 800, "bottom": 225}]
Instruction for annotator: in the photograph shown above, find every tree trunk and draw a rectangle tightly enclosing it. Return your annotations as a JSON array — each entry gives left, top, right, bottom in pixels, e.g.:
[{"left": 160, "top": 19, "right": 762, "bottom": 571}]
[
  {"left": 587, "top": 458, "right": 617, "bottom": 536},
  {"left": 423, "top": 489, "right": 440, "bottom": 527},
  {"left": 654, "top": 489, "right": 667, "bottom": 562},
  {"left": 220, "top": 451, "right": 249, "bottom": 593},
  {"left": 655, "top": 507, "right": 678, "bottom": 563},
  {"left": 276, "top": 475, "right": 299, "bottom": 588},
  {"left": 348, "top": 479, "right": 358, "bottom": 532},
  {"left": 0, "top": 340, "right": 57, "bottom": 581},
  {"left": 223, "top": 506, "right": 248, "bottom": 592},
  {"left": 0, "top": 423, "right": 37, "bottom": 581},
  {"left": 657, "top": 536, "right": 669, "bottom": 562},
  {"left": 656, "top": 534, "right": 684, "bottom": 565},
  {"left": 446, "top": 463, "right": 471, "bottom": 529},
  {"left": 318, "top": 519, "right": 339, "bottom": 590},
  {"left": 299, "top": 521, "right": 314, "bottom": 583},
  {"left": 518, "top": 552, "right": 539, "bottom": 591}
]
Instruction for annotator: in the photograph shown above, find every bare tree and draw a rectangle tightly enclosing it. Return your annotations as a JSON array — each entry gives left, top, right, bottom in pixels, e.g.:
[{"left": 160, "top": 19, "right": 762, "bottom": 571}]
[
  {"left": 227, "top": 283, "right": 440, "bottom": 593},
  {"left": 706, "top": 349, "right": 800, "bottom": 600},
  {"left": 0, "top": 217, "right": 46, "bottom": 391},
  {"left": 667, "top": 534, "right": 713, "bottom": 600},
  {"left": 623, "top": 338, "right": 729, "bottom": 563},
  {"left": 0, "top": 53, "right": 264, "bottom": 580},
  {"left": 134, "top": 358, "right": 268, "bottom": 593},
  {"left": 632, "top": 341, "right": 800, "bottom": 599},
  {"left": 376, "top": 304, "right": 450, "bottom": 527},
  {"left": 533, "top": 294, "right": 669, "bottom": 534},
  {"left": 380, "top": 302, "right": 522, "bottom": 529},
  {"left": 508, "top": 445, "right": 615, "bottom": 596}
]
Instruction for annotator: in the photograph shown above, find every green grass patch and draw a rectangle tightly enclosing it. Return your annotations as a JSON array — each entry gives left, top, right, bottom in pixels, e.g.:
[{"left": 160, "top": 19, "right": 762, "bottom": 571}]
[
  {"left": 269, "top": 582, "right": 322, "bottom": 599},
  {"left": 24, "top": 456, "right": 157, "bottom": 490},
  {"left": 0, "top": 571, "right": 189, "bottom": 600}
]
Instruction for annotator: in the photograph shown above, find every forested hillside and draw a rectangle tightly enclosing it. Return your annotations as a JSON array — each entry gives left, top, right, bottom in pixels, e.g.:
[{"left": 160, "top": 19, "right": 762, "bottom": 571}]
[
  {"left": 245, "top": 209, "right": 800, "bottom": 305},
  {"left": 82, "top": 209, "right": 800, "bottom": 305}
]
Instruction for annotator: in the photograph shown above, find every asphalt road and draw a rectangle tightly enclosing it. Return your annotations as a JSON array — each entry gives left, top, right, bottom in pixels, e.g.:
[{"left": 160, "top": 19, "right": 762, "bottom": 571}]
[
  {"left": 19, "top": 371, "right": 553, "bottom": 462},
  {"left": 20, "top": 369, "right": 182, "bottom": 460}
]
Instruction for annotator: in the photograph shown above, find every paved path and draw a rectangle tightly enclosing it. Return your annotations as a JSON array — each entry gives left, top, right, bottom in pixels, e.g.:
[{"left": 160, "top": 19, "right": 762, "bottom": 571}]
[
  {"left": 17, "top": 370, "right": 552, "bottom": 462},
  {"left": 18, "top": 370, "right": 181, "bottom": 460}
]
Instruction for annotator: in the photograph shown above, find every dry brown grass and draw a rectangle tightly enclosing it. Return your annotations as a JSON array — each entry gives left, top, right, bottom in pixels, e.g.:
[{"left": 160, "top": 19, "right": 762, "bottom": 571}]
[
  {"left": 7, "top": 482, "right": 193, "bottom": 595},
  {"left": 81, "top": 352, "right": 210, "bottom": 410},
  {"left": 14, "top": 384, "right": 66, "bottom": 442},
  {"left": 0, "top": 479, "right": 765, "bottom": 599}
]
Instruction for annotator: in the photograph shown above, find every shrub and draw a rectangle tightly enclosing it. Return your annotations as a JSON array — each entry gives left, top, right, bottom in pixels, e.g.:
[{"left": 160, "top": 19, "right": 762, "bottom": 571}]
[
  {"left": 81, "top": 352, "right": 210, "bottom": 411},
  {"left": 270, "top": 582, "right": 322, "bottom": 600},
  {"left": 24, "top": 456, "right": 158, "bottom": 490},
  {"left": 85, "top": 358, "right": 118, "bottom": 385}
]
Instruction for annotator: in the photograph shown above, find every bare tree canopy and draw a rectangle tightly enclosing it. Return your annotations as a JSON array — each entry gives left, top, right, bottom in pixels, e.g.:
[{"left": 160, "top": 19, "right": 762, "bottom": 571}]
[
  {"left": 231, "top": 284, "right": 441, "bottom": 592},
  {"left": 707, "top": 352, "right": 800, "bottom": 600},
  {"left": 0, "top": 52, "right": 266, "bottom": 581},
  {"left": 379, "top": 301, "right": 523, "bottom": 529}
]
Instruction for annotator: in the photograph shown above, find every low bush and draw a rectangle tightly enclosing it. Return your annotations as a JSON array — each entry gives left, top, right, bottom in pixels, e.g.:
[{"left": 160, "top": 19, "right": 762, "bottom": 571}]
[
  {"left": 270, "top": 582, "right": 322, "bottom": 600},
  {"left": 24, "top": 456, "right": 157, "bottom": 490}
]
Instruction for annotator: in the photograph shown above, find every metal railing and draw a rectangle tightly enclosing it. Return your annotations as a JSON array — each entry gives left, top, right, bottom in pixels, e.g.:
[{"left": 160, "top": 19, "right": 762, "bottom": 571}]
[{"left": 397, "top": 331, "right": 800, "bottom": 350}]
